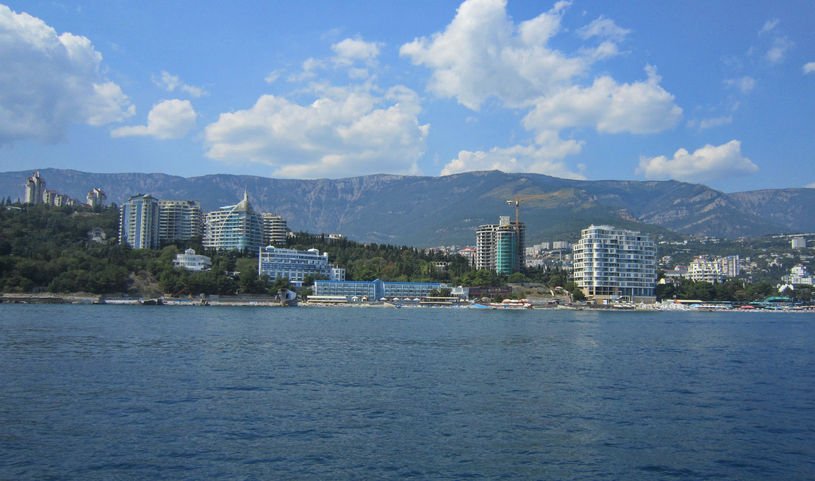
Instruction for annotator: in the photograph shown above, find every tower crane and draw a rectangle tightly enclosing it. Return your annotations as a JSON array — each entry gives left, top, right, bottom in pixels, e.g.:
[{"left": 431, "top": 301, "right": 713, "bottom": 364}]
[
  {"left": 505, "top": 193, "right": 551, "bottom": 232},
  {"left": 505, "top": 193, "right": 551, "bottom": 271}
]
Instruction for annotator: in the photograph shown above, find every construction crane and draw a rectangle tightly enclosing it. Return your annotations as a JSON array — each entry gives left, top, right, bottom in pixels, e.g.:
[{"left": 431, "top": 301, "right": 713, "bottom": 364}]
[
  {"left": 505, "top": 194, "right": 551, "bottom": 271},
  {"left": 505, "top": 193, "right": 551, "bottom": 231}
]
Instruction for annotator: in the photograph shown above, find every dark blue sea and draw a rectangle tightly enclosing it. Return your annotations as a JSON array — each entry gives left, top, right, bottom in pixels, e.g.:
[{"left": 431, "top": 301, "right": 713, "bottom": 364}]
[{"left": 1, "top": 304, "right": 814, "bottom": 480}]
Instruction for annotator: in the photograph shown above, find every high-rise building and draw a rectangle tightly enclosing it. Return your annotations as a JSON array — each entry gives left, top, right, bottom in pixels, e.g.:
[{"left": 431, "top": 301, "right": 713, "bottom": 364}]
[
  {"left": 159, "top": 200, "right": 202, "bottom": 244},
  {"left": 24, "top": 171, "right": 46, "bottom": 205},
  {"left": 203, "top": 191, "right": 263, "bottom": 252},
  {"left": 261, "top": 213, "right": 288, "bottom": 246},
  {"left": 791, "top": 237, "right": 807, "bottom": 249},
  {"left": 86, "top": 188, "right": 107, "bottom": 208},
  {"left": 119, "top": 194, "right": 160, "bottom": 249},
  {"left": 572, "top": 225, "right": 656, "bottom": 303},
  {"left": 475, "top": 216, "right": 525, "bottom": 274}
]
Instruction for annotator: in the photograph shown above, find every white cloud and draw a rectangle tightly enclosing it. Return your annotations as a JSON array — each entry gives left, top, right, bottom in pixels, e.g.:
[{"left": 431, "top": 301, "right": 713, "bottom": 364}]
[
  {"left": 725, "top": 76, "right": 755, "bottom": 94},
  {"left": 688, "top": 115, "right": 733, "bottom": 130},
  {"left": 523, "top": 66, "right": 682, "bottom": 136},
  {"left": 759, "top": 18, "right": 779, "bottom": 35},
  {"left": 578, "top": 16, "right": 630, "bottom": 42},
  {"left": 803, "top": 62, "right": 815, "bottom": 75},
  {"left": 153, "top": 71, "right": 207, "bottom": 97},
  {"left": 0, "top": 4, "right": 134, "bottom": 144},
  {"left": 204, "top": 85, "right": 429, "bottom": 178},
  {"left": 636, "top": 140, "right": 758, "bottom": 183},
  {"left": 264, "top": 70, "right": 282, "bottom": 84},
  {"left": 441, "top": 133, "right": 585, "bottom": 178},
  {"left": 765, "top": 36, "right": 793, "bottom": 64},
  {"left": 400, "top": 0, "right": 680, "bottom": 177},
  {"left": 806, "top": 182, "right": 815, "bottom": 188},
  {"left": 400, "top": 0, "right": 588, "bottom": 109},
  {"left": 331, "top": 38, "right": 381, "bottom": 65},
  {"left": 111, "top": 99, "right": 196, "bottom": 140}
]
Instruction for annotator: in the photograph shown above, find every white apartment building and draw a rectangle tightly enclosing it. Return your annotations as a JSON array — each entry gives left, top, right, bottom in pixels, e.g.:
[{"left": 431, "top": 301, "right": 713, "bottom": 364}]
[
  {"left": 159, "top": 200, "right": 202, "bottom": 244},
  {"left": 783, "top": 264, "right": 813, "bottom": 285},
  {"left": 261, "top": 213, "right": 288, "bottom": 246},
  {"left": 688, "top": 255, "right": 740, "bottom": 283},
  {"left": 572, "top": 225, "right": 657, "bottom": 303}
]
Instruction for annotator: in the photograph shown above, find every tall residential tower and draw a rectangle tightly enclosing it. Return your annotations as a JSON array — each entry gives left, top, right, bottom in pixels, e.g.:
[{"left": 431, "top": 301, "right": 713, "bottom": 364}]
[{"left": 572, "top": 225, "right": 656, "bottom": 303}]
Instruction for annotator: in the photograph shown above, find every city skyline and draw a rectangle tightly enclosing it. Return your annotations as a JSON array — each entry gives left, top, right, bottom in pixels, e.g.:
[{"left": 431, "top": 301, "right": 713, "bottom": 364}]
[{"left": 1, "top": 1, "right": 813, "bottom": 193}]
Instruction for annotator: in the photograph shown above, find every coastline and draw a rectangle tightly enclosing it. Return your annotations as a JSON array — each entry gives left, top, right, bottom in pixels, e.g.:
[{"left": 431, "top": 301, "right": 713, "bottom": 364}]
[{"left": 1, "top": 292, "right": 813, "bottom": 312}]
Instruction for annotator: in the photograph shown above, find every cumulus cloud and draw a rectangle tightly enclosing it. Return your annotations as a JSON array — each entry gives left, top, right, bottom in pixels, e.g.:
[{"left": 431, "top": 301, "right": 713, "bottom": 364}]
[
  {"left": 111, "top": 99, "right": 196, "bottom": 140},
  {"left": 441, "top": 137, "right": 585, "bottom": 179},
  {"left": 523, "top": 66, "right": 682, "bottom": 136},
  {"left": 400, "top": 0, "right": 681, "bottom": 177},
  {"left": 153, "top": 71, "right": 207, "bottom": 97},
  {"left": 331, "top": 38, "right": 381, "bottom": 65},
  {"left": 804, "top": 62, "right": 815, "bottom": 75},
  {"left": 0, "top": 4, "right": 134, "bottom": 144},
  {"left": 400, "top": 0, "right": 588, "bottom": 109},
  {"left": 636, "top": 140, "right": 758, "bottom": 183},
  {"left": 204, "top": 85, "right": 429, "bottom": 178}
]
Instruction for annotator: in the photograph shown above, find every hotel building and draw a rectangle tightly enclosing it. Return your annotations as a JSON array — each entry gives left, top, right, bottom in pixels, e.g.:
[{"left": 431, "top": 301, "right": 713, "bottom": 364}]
[
  {"left": 572, "top": 225, "right": 657, "bottom": 303},
  {"left": 24, "top": 171, "right": 46, "bottom": 205},
  {"left": 258, "top": 246, "right": 345, "bottom": 288},
  {"left": 203, "top": 192, "right": 263, "bottom": 253}
]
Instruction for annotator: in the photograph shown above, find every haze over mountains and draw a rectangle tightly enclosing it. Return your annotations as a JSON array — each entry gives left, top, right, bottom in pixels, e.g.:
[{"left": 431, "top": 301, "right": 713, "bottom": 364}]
[{"left": 1, "top": 169, "right": 813, "bottom": 246}]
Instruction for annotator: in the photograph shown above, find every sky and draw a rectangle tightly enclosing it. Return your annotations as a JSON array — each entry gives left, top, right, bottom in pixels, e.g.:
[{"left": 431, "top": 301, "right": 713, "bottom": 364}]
[{"left": 0, "top": 0, "right": 813, "bottom": 192}]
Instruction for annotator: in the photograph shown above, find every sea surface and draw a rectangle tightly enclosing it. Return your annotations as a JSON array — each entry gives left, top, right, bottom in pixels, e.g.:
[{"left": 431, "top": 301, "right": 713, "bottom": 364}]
[{"left": 1, "top": 304, "right": 814, "bottom": 480}]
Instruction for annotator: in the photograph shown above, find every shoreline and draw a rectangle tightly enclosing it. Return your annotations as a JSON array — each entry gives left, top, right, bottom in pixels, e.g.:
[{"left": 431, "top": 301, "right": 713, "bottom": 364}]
[{"left": 1, "top": 293, "right": 813, "bottom": 313}]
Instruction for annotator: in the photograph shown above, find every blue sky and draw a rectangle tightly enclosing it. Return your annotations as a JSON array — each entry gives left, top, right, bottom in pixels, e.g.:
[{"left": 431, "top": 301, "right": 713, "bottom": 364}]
[{"left": 0, "top": 0, "right": 813, "bottom": 192}]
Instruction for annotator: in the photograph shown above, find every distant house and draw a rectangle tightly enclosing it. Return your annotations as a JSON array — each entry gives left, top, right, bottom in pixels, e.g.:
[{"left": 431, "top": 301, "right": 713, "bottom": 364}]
[{"left": 173, "top": 249, "right": 212, "bottom": 272}]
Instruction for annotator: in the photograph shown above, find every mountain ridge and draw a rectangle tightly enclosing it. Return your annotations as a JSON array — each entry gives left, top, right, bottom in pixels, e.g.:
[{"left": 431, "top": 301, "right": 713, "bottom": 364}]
[{"left": 1, "top": 169, "right": 813, "bottom": 246}]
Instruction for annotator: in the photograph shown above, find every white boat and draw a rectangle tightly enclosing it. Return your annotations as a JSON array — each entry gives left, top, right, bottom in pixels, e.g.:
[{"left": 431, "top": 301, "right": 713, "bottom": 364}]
[{"left": 489, "top": 299, "right": 533, "bottom": 309}]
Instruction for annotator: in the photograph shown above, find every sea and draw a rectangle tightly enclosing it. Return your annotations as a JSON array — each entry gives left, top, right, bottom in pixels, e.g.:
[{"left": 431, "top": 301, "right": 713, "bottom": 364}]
[{"left": 1, "top": 304, "right": 814, "bottom": 480}]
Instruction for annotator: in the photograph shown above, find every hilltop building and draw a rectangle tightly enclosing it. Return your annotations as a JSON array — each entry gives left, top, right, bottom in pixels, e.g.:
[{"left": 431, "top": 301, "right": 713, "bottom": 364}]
[
  {"left": 783, "top": 264, "right": 813, "bottom": 285},
  {"left": 86, "top": 188, "right": 107, "bottom": 208},
  {"left": 173, "top": 248, "right": 212, "bottom": 272},
  {"left": 262, "top": 213, "right": 288, "bottom": 246},
  {"left": 203, "top": 191, "right": 263, "bottom": 253},
  {"left": 159, "top": 200, "right": 202, "bottom": 244},
  {"left": 688, "top": 255, "right": 740, "bottom": 283},
  {"left": 24, "top": 171, "right": 46, "bottom": 205},
  {"left": 791, "top": 237, "right": 807, "bottom": 249},
  {"left": 119, "top": 194, "right": 160, "bottom": 249},
  {"left": 475, "top": 216, "right": 525, "bottom": 275},
  {"left": 572, "top": 225, "right": 657, "bottom": 303},
  {"left": 258, "top": 246, "right": 345, "bottom": 288}
]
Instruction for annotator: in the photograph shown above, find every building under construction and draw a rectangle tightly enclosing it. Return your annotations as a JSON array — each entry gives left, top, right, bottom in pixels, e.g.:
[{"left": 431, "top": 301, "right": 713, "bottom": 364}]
[{"left": 475, "top": 216, "right": 525, "bottom": 275}]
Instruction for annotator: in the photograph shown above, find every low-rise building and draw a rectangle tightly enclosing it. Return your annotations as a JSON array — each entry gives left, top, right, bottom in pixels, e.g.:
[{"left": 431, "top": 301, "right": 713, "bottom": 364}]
[
  {"left": 258, "top": 246, "right": 343, "bottom": 287},
  {"left": 174, "top": 249, "right": 212, "bottom": 272},
  {"left": 783, "top": 264, "right": 813, "bottom": 285},
  {"left": 314, "top": 279, "right": 448, "bottom": 301}
]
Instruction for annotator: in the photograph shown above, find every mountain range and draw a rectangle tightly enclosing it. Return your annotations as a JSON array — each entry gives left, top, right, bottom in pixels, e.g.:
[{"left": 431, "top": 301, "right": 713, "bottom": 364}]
[{"left": 1, "top": 169, "right": 813, "bottom": 246}]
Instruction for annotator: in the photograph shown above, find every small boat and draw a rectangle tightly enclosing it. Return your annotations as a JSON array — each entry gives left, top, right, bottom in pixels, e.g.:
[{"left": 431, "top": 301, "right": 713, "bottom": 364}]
[{"left": 489, "top": 299, "right": 533, "bottom": 309}]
